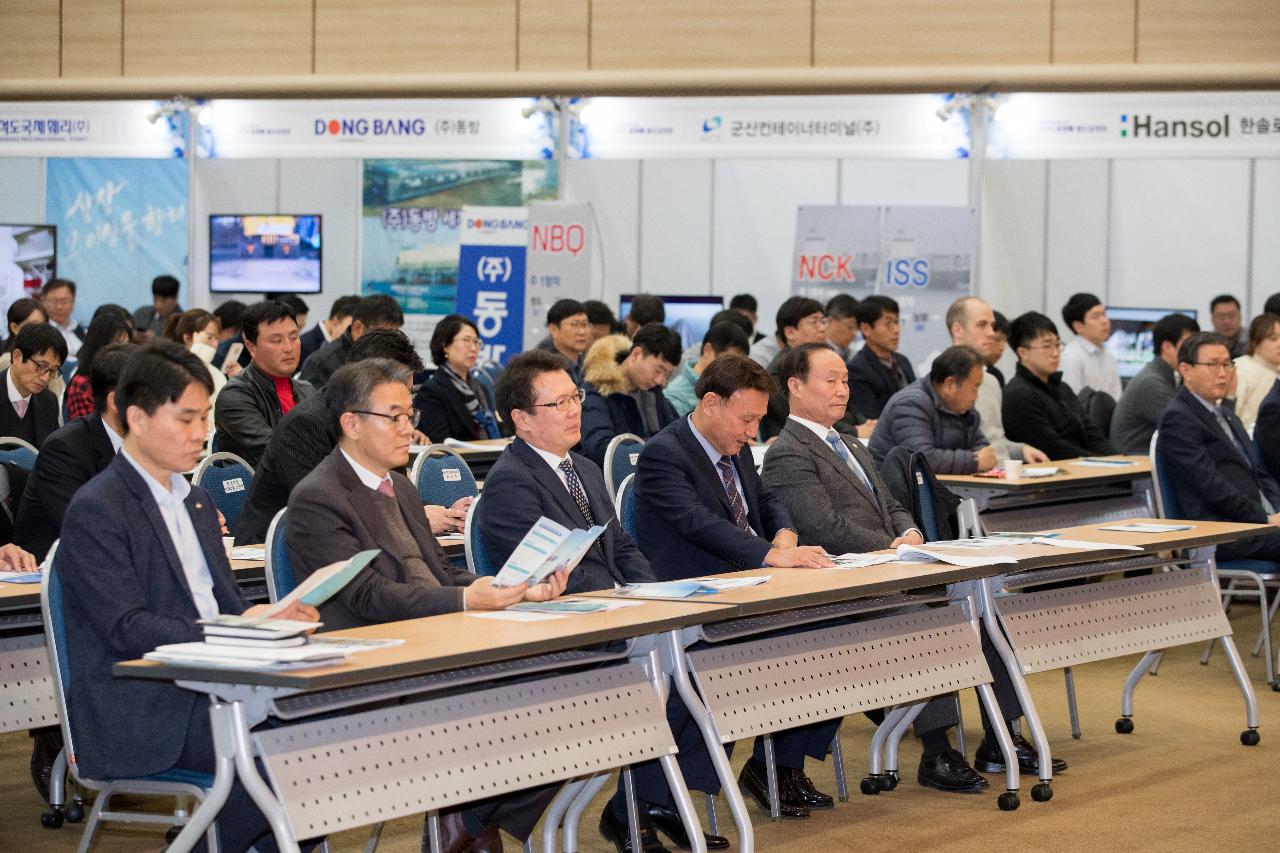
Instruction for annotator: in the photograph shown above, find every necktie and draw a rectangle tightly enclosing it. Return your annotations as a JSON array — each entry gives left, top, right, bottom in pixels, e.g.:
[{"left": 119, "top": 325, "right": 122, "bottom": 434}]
[
  {"left": 13, "top": 398, "right": 27, "bottom": 419},
  {"left": 826, "top": 429, "right": 878, "bottom": 499},
  {"left": 1214, "top": 407, "right": 1251, "bottom": 464},
  {"left": 559, "top": 458, "right": 596, "bottom": 526},
  {"left": 377, "top": 478, "right": 395, "bottom": 497},
  {"left": 717, "top": 456, "right": 750, "bottom": 530}
]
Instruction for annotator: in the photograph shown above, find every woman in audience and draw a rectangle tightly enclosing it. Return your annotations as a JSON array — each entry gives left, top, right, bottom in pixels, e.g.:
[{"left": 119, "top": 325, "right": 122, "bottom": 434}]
[
  {"left": 1231, "top": 312, "right": 1280, "bottom": 430},
  {"left": 164, "top": 308, "right": 227, "bottom": 402},
  {"left": 414, "top": 313, "right": 502, "bottom": 442},
  {"left": 0, "top": 298, "right": 66, "bottom": 399},
  {"left": 63, "top": 312, "right": 133, "bottom": 419}
]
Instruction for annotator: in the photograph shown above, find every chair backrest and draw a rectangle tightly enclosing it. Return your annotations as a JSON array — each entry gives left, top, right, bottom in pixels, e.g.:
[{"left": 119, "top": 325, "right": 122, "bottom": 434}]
[
  {"left": 411, "top": 445, "right": 479, "bottom": 507},
  {"left": 264, "top": 508, "right": 294, "bottom": 603},
  {"left": 41, "top": 542, "right": 81, "bottom": 779},
  {"left": 192, "top": 451, "right": 255, "bottom": 529},
  {"left": 615, "top": 473, "right": 638, "bottom": 541},
  {"left": 464, "top": 495, "right": 498, "bottom": 575},
  {"left": 1148, "top": 430, "right": 1181, "bottom": 518},
  {"left": 0, "top": 436, "right": 39, "bottom": 471},
  {"left": 911, "top": 458, "right": 942, "bottom": 542},
  {"left": 59, "top": 358, "right": 78, "bottom": 385},
  {"left": 604, "top": 433, "right": 645, "bottom": 500}
]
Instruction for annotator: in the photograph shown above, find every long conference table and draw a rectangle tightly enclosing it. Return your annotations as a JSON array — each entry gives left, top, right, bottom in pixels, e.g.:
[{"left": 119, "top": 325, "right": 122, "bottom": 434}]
[{"left": 112, "top": 519, "right": 1271, "bottom": 853}]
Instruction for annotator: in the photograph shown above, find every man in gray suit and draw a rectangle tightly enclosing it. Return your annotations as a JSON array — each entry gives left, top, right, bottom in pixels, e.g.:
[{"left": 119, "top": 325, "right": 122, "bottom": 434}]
[{"left": 762, "top": 344, "right": 1064, "bottom": 789}]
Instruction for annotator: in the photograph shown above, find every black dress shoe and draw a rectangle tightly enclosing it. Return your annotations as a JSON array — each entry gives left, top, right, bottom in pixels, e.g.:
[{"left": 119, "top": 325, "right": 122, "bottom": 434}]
[
  {"left": 738, "top": 759, "right": 809, "bottom": 819},
  {"left": 599, "top": 806, "right": 668, "bottom": 853},
  {"left": 646, "top": 803, "right": 729, "bottom": 851},
  {"left": 917, "top": 749, "right": 990, "bottom": 793},
  {"left": 974, "top": 733, "right": 1068, "bottom": 775},
  {"left": 470, "top": 824, "right": 503, "bottom": 853},
  {"left": 29, "top": 727, "right": 62, "bottom": 802},
  {"left": 782, "top": 767, "right": 834, "bottom": 809}
]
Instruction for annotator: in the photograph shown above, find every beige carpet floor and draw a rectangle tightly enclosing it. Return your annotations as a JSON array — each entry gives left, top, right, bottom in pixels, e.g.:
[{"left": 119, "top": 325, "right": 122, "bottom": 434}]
[{"left": 2, "top": 607, "right": 1276, "bottom": 852}]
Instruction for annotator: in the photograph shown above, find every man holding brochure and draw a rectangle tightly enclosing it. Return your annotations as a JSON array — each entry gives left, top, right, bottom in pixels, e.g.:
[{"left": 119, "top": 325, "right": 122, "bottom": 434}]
[
  {"left": 57, "top": 342, "right": 320, "bottom": 852},
  {"left": 287, "top": 357, "right": 567, "bottom": 853}
]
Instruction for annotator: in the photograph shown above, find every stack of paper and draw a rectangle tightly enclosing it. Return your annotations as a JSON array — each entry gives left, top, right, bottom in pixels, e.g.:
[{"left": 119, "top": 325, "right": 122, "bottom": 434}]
[
  {"left": 145, "top": 642, "right": 348, "bottom": 670},
  {"left": 200, "top": 615, "right": 320, "bottom": 648},
  {"left": 613, "top": 576, "right": 770, "bottom": 598},
  {"left": 493, "top": 517, "right": 606, "bottom": 588},
  {"left": 0, "top": 571, "right": 42, "bottom": 584},
  {"left": 892, "top": 545, "right": 1019, "bottom": 568}
]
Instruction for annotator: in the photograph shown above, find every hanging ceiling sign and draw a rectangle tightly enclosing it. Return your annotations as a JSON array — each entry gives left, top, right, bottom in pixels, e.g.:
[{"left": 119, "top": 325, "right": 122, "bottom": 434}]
[
  {"left": 988, "top": 91, "right": 1280, "bottom": 159},
  {"left": 199, "top": 99, "right": 555, "bottom": 159},
  {"left": 0, "top": 101, "right": 185, "bottom": 158},
  {"left": 573, "top": 95, "right": 971, "bottom": 159}
]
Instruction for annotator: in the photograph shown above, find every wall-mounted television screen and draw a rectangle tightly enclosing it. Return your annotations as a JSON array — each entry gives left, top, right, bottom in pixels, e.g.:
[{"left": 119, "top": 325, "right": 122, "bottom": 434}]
[
  {"left": 1105, "top": 306, "right": 1198, "bottom": 380},
  {"left": 0, "top": 224, "right": 56, "bottom": 313},
  {"left": 620, "top": 294, "right": 725, "bottom": 350},
  {"left": 210, "top": 214, "right": 321, "bottom": 294}
]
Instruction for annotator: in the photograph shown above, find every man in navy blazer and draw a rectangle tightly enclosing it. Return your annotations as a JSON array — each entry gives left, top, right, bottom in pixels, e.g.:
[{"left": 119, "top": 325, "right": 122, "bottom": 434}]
[
  {"left": 1158, "top": 332, "right": 1280, "bottom": 561},
  {"left": 634, "top": 354, "right": 843, "bottom": 822},
  {"left": 57, "top": 342, "right": 319, "bottom": 852}
]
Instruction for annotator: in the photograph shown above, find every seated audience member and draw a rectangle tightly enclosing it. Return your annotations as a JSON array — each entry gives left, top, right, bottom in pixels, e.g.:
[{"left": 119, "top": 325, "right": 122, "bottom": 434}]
[
  {"left": 1159, "top": 332, "right": 1280, "bottom": 562},
  {"left": 665, "top": 320, "right": 750, "bottom": 417},
  {"left": 536, "top": 299, "right": 591, "bottom": 384},
  {"left": 214, "top": 299, "right": 314, "bottom": 466},
  {"left": 579, "top": 323, "right": 681, "bottom": 466},
  {"left": 987, "top": 310, "right": 1010, "bottom": 387},
  {"left": 760, "top": 296, "right": 828, "bottom": 439},
  {"left": 57, "top": 341, "right": 320, "bottom": 852},
  {"left": 1003, "top": 312, "right": 1116, "bottom": 459},
  {"left": 1253, "top": 376, "right": 1280, "bottom": 484},
  {"left": 164, "top": 308, "right": 227, "bottom": 404},
  {"left": 762, "top": 343, "right": 1057, "bottom": 790},
  {"left": 582, "top": 299, "right": 620, "bottom": 343},
  {"left": 211, "top": 299, "right": 249, "bottom": 375},
  {"left": 824, "top": 293, "right": 861, "bottom": 362},
  {"left": 40, "top": 278, "right": 85, "bottom": 356},
  {"left": 0, "top": 299, "right": 66, "bottom": 402},
  {"left": 287, "top": 357, "right": 566, "bottom": 853},
  {"left": 680, "top": 308, "right": 751, "bottom": 365},
  {"left": 236, "top": 329, "right": 467, "bottom": 544},
  {"left": 300, "top": 294, "right": 360, "bottom": 365},
  {"left": 1231, "top": 313, "right": 1280, "bottom": 430},
  {"left": 730, "top": 293, "right": 765, "bottom": 344},
  {"left": 63, "top": 311, "right": 132, "bottom": 420},
  {"left": 1058, "top": 292, "right": 1121, "bottom": 400},
  {"left": 301, "top": 294, "right": 404, "bottom": 387},
  {"left": 624, "top": 293, "right": 665, "bottom": 338},
  {"left": 15, "top": 344, "right": 135, "bottom": 561},
  {"left": 635, "top": 354, "right": 839, "bottom": 823},
  {"left": 414, "top": 314, "right": 502, "bottom": 443},
  {"left": 132, "top": 274, "right": 182, "bottom": 342},
  {"left": 869, "top": 345, "right": 996, "bottom": 474},
  {"left": 947, "top": 297, "right": 1048, "bottom": 464},
  {"left": 1210, "top": 294, "right": 1248, "bottom": 358},
  {"left": 1110, "top": 312, "right": 1199, "bottom": 454},
  {"left": 848, "top": 294, "right": 915, "bottom": 420},
  {"left": 0, "top": 323, "right": 66, "bottom": 449}
]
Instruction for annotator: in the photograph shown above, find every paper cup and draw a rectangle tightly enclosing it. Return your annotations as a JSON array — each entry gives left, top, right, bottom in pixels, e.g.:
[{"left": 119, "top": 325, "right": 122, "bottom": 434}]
[
  {"left": 1003, "top": 460, "right": 1022, "bottom": 480},
  {"left": 223, "top": 536, "right": 235, "bottom": 558}
]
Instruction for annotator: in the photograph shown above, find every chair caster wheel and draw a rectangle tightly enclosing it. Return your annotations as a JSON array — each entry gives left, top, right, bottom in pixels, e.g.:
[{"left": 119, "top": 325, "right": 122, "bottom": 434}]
[
  {"left": 40, "top": 808, "right": 64, "bottom": 829},
  {"left": 1115, "top": 717, "right": 1134, "bottom": 734},
  {"left": 997, "top": 791, "right": 1020, "bottom": 811},
  {"left": 859, "top": 776, "right": 880, "bottom": 795},
  {"left": 65, "top": 800, "right": 84, "bottom": 823},
  {"left": 879, "top": 771, "right": 898, "bottom": 791},
  {"left": 1031, "top": 782, "right": 1053, "bottom": 802},
  {"left": 165, "top": 825, "right": 183, "bottom": 843},
  {"left": 1241, "top": 729, "right": 1261, "bottom": 746}
]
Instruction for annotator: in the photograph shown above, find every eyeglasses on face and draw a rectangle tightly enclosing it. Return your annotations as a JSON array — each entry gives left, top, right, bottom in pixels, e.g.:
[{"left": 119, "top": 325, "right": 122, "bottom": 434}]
[
  {"left": 26, "top": 358, "right": 61, "bottom": 378},
  {"left": 351, "top": 408, "right": 422, "bottom": 428},
  {"left": 528, "top": 388, "right": 586, "bottom": 413},
  {"left": 1025, "top": 339, "right": 1063, "bottom": 352},
  {"left": 1189, "top": 361, "right": 1235, "bottom": 372}
]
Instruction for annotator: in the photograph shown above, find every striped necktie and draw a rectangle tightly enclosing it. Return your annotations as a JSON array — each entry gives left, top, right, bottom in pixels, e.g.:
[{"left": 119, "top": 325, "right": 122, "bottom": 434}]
[{"left": 717, "top": 456, "right": 750, "bottom": 530}]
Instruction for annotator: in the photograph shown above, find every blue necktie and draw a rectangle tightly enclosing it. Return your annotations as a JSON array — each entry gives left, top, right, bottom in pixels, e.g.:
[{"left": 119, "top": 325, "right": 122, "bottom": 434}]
[
  {"left": 826, "top": 429, "right": 877, "bottom": 501},
  {"left": 1214, "top": 407, "right": 1250, "bottom": 464}
]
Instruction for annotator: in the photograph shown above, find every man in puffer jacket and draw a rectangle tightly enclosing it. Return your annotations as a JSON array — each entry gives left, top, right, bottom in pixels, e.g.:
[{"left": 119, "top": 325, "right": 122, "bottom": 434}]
[{"left": 578, "top": 323, "right": 681, "bottom": 467}]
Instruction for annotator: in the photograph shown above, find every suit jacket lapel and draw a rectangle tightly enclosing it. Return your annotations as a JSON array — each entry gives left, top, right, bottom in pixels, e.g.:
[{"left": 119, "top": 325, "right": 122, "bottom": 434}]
[
  {"left": 114, "top": 456, "right": 198, "bottom": 608},
  {"left": 512, "top": 438, "right": 595, "bottom": 525},
  {"left": 675, "top": 418, "right": 735, "bottom": 517}
]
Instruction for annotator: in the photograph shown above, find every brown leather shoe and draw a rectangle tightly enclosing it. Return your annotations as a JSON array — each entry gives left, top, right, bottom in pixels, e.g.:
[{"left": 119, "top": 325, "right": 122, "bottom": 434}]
[
  {"left": 427, "top": 809, "right": 474, "bottom": 853},
  {"left": 470, "top": 824, "right": 503, "bottom": 853}
]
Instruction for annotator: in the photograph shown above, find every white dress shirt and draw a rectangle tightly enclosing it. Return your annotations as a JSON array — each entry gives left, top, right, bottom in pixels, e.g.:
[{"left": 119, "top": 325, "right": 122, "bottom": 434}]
[
  {"left": 526, "top": 441, "right": 575, "bottom": 493},
  {"left": 340, "top": 448, "right": 394, "bottom": 493},
  {"left": 52, "top": 320, "right": 81, "bottom": 358},
  {"left": 6, "top": 369, "right": 27, "bottom": 415},
  {"left": 103, "top": 419, "right": 124, "bottom": 453},
  {"left": 1059, "top": 337, "right": 1122, "bottom": 400}
]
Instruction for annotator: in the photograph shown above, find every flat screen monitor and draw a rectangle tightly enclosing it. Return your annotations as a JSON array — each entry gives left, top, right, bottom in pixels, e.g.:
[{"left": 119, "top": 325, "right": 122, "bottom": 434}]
[
  {"left": 210, "top": 214, "right": 321, "bottom": 294},
  {"left": 0, "top": 224, "right": 56, "bottom": 313},
  {"left": 619, "top": 294, "right": 725, "bottom": 350},
  {"left": 1105, "top": 306, "right": 1198, "bottom": 380}
]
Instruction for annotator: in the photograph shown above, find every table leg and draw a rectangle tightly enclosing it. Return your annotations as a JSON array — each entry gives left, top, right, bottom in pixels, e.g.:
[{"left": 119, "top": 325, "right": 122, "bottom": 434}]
[
  {"left": 225, "top": 699, "right": 299, "bottom": 852},
  {"left": 643, "top": 645, "right": 708, "bottom": 853},
  {"left": 164, "top": 701, "right": 238, "bottom": 853}
]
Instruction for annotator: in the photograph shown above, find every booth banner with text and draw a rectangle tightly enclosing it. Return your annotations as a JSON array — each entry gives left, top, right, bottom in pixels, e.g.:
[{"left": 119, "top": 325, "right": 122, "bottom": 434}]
[
  {"left": 524, "top": 202, "right": 594, "bottom": 351},
  {"left": 46, "top": 158, "right": 189, "bottom": 319},
  {"left": 201, "top": 99, "right": 555, "bottom": 159},
  {"left": 988, "top": 91, "right": 1280, "bottom": 159},
  {"left": 576, "top": 95, "right": 970, "bottom": 159},
  {"left": 0, "top": 101, "right": 186, "bottom": 158},
  {"left": 456, "top": 206, "right": 528, "bottom": 366},
  {"left": 791, "top": 205, "right": 974, "bottom": 366}
]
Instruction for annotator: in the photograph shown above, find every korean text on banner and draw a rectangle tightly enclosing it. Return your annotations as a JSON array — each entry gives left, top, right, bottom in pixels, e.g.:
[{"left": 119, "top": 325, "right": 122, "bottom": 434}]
[
  {"left": 525, "top": 202, "right": 594, "bottom": 352},
  {"left": 0, "top": 101, "right": 186, "bottom": 158},
  {"left": 456, "top": 207, "right": 528, "bottom": 366}
]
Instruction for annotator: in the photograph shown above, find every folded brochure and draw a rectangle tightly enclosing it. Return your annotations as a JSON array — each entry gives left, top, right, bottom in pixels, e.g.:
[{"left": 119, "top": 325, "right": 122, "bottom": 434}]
[
  {"left": 260, "top": 549, "right": 380, "bottom": 617},
  {"left": 492, "top": 517, "right": 606, "bottom": 588}
]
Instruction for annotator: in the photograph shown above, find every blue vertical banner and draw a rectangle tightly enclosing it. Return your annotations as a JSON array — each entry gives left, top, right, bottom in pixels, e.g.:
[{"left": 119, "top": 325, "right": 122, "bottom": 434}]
[
  {"left": 46, "top": 158, "right": 188, "bottom": 319},
  {"left": 455, "top": 206, "right": 528, "bottom": 366}
]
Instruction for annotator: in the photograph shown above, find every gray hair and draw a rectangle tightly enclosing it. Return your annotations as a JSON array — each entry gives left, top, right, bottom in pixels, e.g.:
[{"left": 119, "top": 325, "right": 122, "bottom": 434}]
[{"left": 327, "top": 357, "right": 413, "bottom": 434}]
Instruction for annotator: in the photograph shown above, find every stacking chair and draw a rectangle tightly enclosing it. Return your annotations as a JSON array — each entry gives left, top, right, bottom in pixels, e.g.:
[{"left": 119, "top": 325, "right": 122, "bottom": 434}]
[
  {"left": 192, "top": 452, "right": 255, "bottom": 530},
  {"left": 42, "top": 552, "right": 221, "bottom": 852},
  {"left": 411, "top": 445, "right": 479, "bottom": 508},
  {"left": 263, "top": 508, "right": 295, "bottom": 602},
  {"left": 463, "top": 495, "right": 498, "bottom": 576},
  {"left": 0, "top": 435, "right": 39, "bottom": 470},
  {"left": 614, "top": 473, "right": 638, "bottom": 541},
  {"left": 603, "top": 433, "right": 645, "bottom": 500},
  {"left": 1150, "top": 431, "right": 1280, "bottom": 689}
]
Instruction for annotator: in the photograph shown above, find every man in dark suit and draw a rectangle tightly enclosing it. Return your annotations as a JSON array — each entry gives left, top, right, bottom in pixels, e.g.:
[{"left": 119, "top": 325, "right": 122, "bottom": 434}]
[
  {"left": 847, "top": 294, "right": 915, "bottom": 420},
  {"left": 762, "top": 343, "right": 1062, "bottom": 790},
  {"left": 0, "top": 322, "right": 66, "bottom": 448},
  {"left": 1159, "top": 332, "right": 1280, "bottom": 561},
  {"left": 286, "top": 357, "right": 567, "bottom": 853},
  {"left": 300, "top": 294, "right": 360, "bottom": 366},
  {"left": 300, "top": 295, "right": 404, "bottom": 388},
  {"left": 635, "top": 354, "right": 841, "bottom": 822},
  {"left": 758, "top": 296, "right": 829, "bottom": 440},
  {"left": 478, "top": 350, "right": 724, "bottom": 853},
  {"left": 57, "top": 342, "right": 320, "bottom": 852}
]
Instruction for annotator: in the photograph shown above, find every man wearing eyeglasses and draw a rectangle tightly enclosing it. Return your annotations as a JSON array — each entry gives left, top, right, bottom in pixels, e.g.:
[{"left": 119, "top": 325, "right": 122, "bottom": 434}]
[
  {"left": 0, "top": 322, "right": 66, "bottom": 449},
  {"left": 1002, "top": 311, "right": 1115, "bottom": 460},
  {"left": 1159, "top": 332, "right": 1280, "bottom": 561},
  {"left": 535, "top": 298, "right": 591, "bottom": 384}
]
